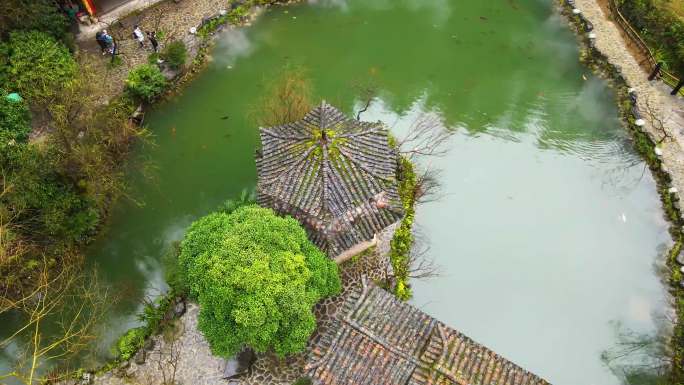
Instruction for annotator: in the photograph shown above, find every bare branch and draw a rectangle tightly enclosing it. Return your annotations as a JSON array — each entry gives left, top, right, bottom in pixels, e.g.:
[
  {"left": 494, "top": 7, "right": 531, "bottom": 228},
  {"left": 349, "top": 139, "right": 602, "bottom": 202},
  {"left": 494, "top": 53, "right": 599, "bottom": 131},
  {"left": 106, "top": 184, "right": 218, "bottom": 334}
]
[{"left": 397, "top": 113, "right": 453, "bottom": 159}]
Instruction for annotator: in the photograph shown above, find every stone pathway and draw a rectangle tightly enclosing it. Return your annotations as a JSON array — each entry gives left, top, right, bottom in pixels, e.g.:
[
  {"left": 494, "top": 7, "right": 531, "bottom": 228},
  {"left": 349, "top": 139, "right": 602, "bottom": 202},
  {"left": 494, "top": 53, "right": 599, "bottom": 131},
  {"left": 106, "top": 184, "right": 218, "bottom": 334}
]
[
  {"left": 572, "top": 0, "right": 684, "bottom": 203},
  {"left": 78, "top": 0, "right": 269, "bottom": 101}
]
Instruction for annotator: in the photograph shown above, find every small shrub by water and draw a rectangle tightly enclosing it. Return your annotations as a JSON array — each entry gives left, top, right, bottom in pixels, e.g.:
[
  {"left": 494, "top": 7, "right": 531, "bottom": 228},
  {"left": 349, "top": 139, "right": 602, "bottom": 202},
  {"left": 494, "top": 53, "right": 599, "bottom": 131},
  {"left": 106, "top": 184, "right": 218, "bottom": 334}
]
[
  {"left": 116, "top": 327, "right": 146, "bottom": 361},
  {"left": 125, "top": 64, "right": 167, "bottom": 102},
  {"left": 161, "top": 40, "right": 187, "bottom": 70}
]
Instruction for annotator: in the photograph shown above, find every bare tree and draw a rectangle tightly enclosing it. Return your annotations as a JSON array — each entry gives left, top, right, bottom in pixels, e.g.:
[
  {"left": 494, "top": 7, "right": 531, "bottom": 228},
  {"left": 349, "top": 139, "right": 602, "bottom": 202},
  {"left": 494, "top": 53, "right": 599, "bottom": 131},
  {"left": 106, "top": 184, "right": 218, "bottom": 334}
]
[
  {"left": 397, "top": 113, "right": 453, "bottom": 159},
  {"left": 640, "top": 96, "right": 672, "bottom": 144},
  {"left": 0, "top": 258, "right": 113, "bottom": 385},
  {"left": 601, "top": 320, "right": 670, "bottom": 382},
  {"left": 351, "top": 78, "right": 379, "bottom": 121},
  {"left": 155, "top": 334, "right": 182, "bottom": 385}
]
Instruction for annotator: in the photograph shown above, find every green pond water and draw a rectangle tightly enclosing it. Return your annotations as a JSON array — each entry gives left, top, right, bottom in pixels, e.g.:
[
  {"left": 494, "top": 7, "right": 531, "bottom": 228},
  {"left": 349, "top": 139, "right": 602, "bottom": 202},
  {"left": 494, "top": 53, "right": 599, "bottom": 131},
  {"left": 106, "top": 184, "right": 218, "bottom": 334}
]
[{"left": 0, "top": 0, "right": 673, "bottom": 384}]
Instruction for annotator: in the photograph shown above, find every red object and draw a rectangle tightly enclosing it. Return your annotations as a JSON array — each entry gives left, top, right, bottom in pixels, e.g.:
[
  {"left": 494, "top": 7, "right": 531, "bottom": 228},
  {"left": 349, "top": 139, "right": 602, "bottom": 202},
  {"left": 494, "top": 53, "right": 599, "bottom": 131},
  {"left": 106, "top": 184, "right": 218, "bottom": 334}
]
[{"left": 82, "top": 0, "right": 96, "bottom": 15}]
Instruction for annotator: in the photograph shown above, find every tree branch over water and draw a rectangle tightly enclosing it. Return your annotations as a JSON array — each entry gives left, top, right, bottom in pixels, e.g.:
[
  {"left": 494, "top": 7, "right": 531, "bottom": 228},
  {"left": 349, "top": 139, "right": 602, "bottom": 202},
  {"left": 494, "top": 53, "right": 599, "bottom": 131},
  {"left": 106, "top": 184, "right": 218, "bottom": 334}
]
[{"left": 0, "top": 257, "right": 114, "bottom": 385}]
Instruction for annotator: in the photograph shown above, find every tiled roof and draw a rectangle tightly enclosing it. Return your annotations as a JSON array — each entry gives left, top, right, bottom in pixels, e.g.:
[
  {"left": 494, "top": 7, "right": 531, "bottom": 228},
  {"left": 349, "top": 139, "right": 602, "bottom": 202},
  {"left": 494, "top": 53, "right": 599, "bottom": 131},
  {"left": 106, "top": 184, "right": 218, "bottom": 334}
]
[
  {"left": 256, "top": 102, "right": 403, "bottom": 257},
  {"left": 306, "top": 277, "right": 551, "bottom": 385}
]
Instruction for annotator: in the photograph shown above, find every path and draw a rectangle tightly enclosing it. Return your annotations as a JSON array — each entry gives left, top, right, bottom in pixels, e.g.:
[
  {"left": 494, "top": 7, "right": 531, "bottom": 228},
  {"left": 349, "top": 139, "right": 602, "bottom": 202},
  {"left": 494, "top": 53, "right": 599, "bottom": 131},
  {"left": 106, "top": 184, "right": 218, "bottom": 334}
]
[{"left": 572, "top": 0, "right": 684, "bottom": 203}]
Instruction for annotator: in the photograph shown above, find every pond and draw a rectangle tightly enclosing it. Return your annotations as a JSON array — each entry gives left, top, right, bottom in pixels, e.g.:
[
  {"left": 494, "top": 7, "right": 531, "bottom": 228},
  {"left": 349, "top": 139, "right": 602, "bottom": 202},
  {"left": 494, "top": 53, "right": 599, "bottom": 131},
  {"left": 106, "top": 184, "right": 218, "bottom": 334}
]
[{"left": 0, "top": 0, "right": 671, "bottom": 384}]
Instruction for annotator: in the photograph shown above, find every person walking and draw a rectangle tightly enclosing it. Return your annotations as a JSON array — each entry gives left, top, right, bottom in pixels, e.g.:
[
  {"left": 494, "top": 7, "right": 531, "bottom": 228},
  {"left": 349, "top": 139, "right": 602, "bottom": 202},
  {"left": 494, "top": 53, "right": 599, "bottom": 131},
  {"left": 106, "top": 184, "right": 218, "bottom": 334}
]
[
  {"left": 133, "top": 25, "right": 145, "bottom": 48},
  {"left": 102, "top": 30, "right": 114, "bottom": 54},
  {"left": 148, "top": 31, "right": 159, "bottom": 53},
  {"left": 95, "top": 31, "right": 107, "bottom": 54}
]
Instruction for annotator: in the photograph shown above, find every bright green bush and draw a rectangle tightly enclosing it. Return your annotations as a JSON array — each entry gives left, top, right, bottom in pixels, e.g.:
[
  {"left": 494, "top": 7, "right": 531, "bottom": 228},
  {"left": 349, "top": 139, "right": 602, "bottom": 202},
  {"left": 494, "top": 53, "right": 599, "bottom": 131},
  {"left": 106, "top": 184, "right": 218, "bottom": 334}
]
[
  {"left": 161, "top": 40, "right": 187, "bottom": 70},
  {"left": 179, "top": 205, "right": 341, "bottom": 357},
  {"left": 0, "top": 31, "right": 76, "bottom": 102},
  {"left": 116, "top": 327, "right": 146, "bottom": 360},
  {"left": 125, "top": 64, "right": 167, "bottom": 102}
]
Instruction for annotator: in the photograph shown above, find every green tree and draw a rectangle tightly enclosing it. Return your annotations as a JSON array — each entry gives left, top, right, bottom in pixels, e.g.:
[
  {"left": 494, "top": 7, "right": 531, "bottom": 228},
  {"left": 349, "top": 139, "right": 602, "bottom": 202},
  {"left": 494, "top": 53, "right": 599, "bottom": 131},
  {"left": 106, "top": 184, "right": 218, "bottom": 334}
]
[
  {"left": 179, "top": 205, "right": 340, "bottom": 357},
  {"left": 125, "top": 64, "right": 167, "bottom": 103},
  {"left": 0, "top": 31, "right": 76, "bottom": 102},
  {"left": 0, "top": 0, "right": 69, "bottom": 41}
]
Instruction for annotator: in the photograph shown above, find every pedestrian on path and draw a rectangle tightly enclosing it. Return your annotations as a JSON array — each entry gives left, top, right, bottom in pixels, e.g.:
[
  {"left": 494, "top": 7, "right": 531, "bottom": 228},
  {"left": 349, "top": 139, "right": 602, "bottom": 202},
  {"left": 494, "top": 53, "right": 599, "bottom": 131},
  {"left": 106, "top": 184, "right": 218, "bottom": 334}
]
[
  {"left": 102, "top": 30, "right": 115, "bottom": 54},
  {"left": 672, "top": 78, "right": 684, "bottom": 96},
  {"left": 95, "top": 30, "right": 107, "bottom": 54},
  {"left": 648, "top": 62, "right": 663, "bottom": 81},
  {"left": 148, "top": 31, "right": 159, "bottom": 53},
  {"left": 133, "top": 25, "right": 145, "bottom": 48}
]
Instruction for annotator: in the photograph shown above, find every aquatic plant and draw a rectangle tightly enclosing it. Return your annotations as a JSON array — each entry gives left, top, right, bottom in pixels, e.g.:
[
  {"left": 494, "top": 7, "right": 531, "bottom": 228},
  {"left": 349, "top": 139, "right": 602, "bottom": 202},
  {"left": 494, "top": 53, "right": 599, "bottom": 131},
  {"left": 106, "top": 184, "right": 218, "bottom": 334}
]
[
  {"left": 389, "top": 156, "right": 418, "bottom": 300},
  {"left": 116, "top": 327, "right": 146, "bottom": 361}
]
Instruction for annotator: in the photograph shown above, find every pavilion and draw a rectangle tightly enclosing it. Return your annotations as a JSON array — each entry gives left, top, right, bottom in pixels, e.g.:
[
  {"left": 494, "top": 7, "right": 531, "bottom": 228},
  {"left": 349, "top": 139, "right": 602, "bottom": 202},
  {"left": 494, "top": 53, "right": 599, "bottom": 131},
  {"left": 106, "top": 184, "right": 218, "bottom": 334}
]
[{"left": 256, "top": 102, "right": 404, "bottom": 258}]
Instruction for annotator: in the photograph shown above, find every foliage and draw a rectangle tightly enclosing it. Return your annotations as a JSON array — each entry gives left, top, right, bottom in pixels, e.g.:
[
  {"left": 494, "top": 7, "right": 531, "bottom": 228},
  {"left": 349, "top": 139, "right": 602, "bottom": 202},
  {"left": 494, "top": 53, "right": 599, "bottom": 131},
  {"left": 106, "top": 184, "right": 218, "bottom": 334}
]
[
  {"left": 217, "top": 189, "right": 256, "bottom": 214},
  {"left": 389, "top": 157, "right": 417, "bottom": 300},
  {"left": 251, "top": 66, "right": 314, "bottom": 126},
  {"left": 292, "top": 377, "right": 313, "bottom": 385},
  {"left": 179, "top": 205, "right": 341, "bottom": 357},
  {"left": 0, "top": 0, "right": 69, "bottom": 41},
  {"left": 0, "top": 56, "right": 145, "bottom": 311},
  {"left": 125, "top": 64, "right": 168, "bottom": 102},
  {"left": 0, "top": 31, "right": 77, "bottom": 102},
  {"left": 148, "top": 52, "right": 160, "bottom": 65},
  {"left": 0, "top": 93, "right": 30, "bottom": 146},
  {"left": 618, "top": 0, "right": 684, "bottom": 76},
  {"left": 229, "top": 5, "right": 250, "bottom": 24},
  {"left": 116, "top": 327, "right": 146, "bottom": 361},
  {"left": 161, "top": 40, "right": 187, "bottom": 70},
  {"left": 0, "top": 260, "right": 112, "bottom": 385}
]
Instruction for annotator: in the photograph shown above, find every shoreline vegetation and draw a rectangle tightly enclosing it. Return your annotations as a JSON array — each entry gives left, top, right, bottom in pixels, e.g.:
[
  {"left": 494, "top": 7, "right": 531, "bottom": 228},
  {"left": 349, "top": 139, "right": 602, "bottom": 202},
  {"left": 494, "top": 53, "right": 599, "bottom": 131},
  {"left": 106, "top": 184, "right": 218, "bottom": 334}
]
[
  {"left": 0, "top": 1, "right": 305, "bottom": 383},
  {"left": 561, "top": 0, "right": 683, "bottom": 383}
]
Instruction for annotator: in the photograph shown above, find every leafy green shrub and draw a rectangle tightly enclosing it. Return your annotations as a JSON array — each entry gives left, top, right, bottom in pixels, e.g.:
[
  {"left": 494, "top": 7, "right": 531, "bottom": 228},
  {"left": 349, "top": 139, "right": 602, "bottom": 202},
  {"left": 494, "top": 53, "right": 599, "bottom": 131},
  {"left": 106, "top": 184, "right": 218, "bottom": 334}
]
[
  {"left": 0, "top": 31, "right": 76, "bottom": 102},
  {"left": 148, "top": 52, "right": 160, "bottom": 65},
  {"left": 6, "top": 148, "right": 99, "bottom": 242},
  {"left": 292, "top": 377, "right": 313, "bottom": 385},
  {"left": 229, "top": 5, "right": 250, "bottom": 23},
  {"left": 0, "top": 94, "right": 30, "bottom": 144},
  {"left": 161, "top": 40, "right": 187, "bottom": 70},
  {"left": 179, "top": 205, "right": 341, "bottom": 357},
  {"left": 116, "top": 327, "right": 146, "bottom": 360},
  {"left": 618, "top": 0, "right": 684, "bottom": 76},
  {"left": 125, "top": 64, "right": 167, "bottom": 102},
  {"left": 0, "top": 0, "right": 69, "bottom": 41}
]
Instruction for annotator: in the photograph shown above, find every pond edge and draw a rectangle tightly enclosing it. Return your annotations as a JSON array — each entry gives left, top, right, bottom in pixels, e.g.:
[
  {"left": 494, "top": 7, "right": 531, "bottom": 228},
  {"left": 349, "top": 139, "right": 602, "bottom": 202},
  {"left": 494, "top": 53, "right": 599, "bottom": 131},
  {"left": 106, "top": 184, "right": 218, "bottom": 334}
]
[{"left": 559, "top": 0, "right": 684, "bottom": 381}]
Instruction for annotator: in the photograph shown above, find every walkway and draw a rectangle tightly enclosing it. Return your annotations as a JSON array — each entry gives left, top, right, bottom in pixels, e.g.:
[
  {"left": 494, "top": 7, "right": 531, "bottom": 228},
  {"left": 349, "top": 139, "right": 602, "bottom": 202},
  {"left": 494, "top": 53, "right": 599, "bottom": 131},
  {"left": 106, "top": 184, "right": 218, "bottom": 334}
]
[{"left": 572, "top": 0, "right": 684, "bottom": 201}]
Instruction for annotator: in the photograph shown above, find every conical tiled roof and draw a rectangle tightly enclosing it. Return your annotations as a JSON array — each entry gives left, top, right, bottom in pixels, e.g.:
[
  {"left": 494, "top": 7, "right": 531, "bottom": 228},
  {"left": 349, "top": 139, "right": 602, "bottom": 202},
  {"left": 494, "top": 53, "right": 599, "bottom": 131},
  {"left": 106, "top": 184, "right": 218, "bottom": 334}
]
[{"left": 256, "top": 102, "right": 403, "bottom": 257}]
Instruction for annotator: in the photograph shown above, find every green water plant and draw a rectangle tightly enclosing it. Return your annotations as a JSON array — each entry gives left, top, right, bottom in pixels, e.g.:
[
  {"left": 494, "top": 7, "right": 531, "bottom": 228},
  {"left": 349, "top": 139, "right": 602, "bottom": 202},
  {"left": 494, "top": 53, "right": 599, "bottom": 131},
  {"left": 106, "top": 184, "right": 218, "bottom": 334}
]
[
  {"left": 179, "top": 205, "right": 341, "bottom": 357},
  {"left": 389, "top": 156, "right": 418, "bottom": 300},
  {"left": 116, "top": 327, "right": 146, "bottom": 361}
]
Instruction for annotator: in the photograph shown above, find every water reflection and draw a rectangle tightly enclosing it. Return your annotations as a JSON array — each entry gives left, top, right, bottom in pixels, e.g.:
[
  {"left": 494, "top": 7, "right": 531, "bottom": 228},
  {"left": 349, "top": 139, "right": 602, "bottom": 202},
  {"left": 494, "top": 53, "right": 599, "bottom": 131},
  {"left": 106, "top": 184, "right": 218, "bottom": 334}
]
[{"left": 0, "top": 0, "right": 671, "bottom": 383}]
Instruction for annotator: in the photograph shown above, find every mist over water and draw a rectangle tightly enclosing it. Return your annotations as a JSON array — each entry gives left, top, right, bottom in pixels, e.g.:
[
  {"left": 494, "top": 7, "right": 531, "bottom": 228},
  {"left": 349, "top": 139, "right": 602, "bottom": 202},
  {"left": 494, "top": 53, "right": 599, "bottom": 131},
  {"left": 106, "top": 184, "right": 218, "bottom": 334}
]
[{"left": 0, "top": 1, "right": 671, "bottom": 384}]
